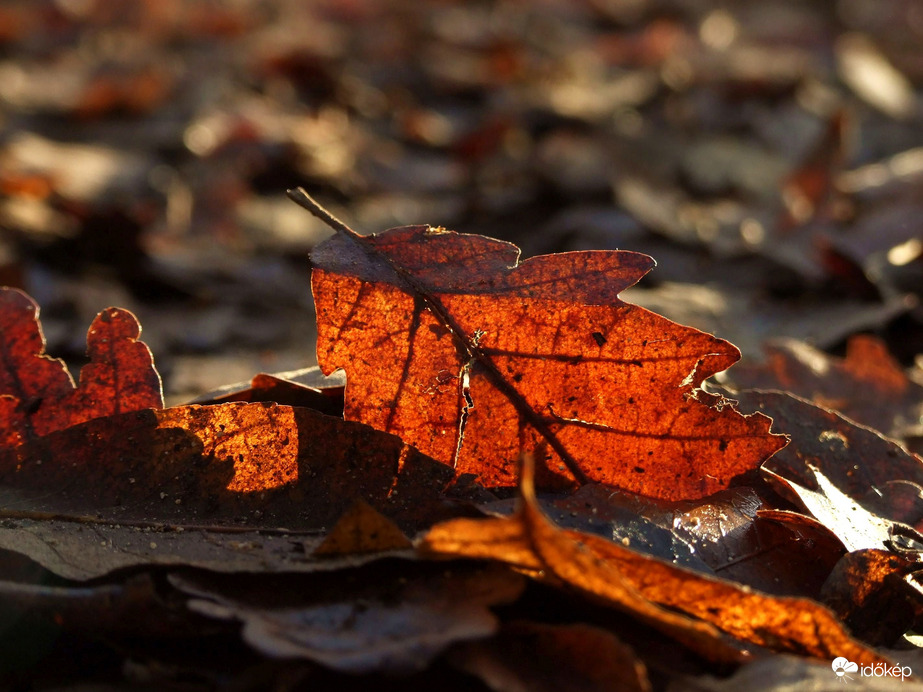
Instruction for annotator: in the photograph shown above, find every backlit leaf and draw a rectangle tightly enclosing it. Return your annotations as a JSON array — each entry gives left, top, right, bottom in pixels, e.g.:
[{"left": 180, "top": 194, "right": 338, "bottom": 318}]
[
  {"left": 0, "top": 287, "right": 162, "bottom": 446},
  {"left": 295, "top": 190, "right": 785, "bottom": 499}
]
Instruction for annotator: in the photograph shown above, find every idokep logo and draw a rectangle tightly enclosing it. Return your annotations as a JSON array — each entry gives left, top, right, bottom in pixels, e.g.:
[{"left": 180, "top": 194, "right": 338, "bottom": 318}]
[
  {"left": 832, "top": 658, "right": 858, "bottom": 683},
  {"left": 832, "top": 657, "right": 912, "bottom": 683}
]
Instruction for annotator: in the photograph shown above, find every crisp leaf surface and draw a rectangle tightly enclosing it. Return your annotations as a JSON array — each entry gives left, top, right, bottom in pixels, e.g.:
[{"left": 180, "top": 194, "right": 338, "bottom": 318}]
[{"left": 311, "top": 219, "right": 785, "bottom": 499}]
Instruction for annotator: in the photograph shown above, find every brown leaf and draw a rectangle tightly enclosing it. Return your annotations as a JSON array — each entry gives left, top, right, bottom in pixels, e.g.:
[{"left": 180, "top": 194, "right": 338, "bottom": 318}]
[
  {"left": 0, "top": 516, "right": 413, "bottom": 581},
  {"left": 723, "top": 388, "right": 923, "bottom": 528},
  {"left": 0, "top": 287, "right": 163, "bottom": 447},
  {"left": 450, "top": 621, "right": 651, "bottom": 692},
  {"left": 313, "top": 500, "right": 412, "bottom": 557},
  {"left": 0, "top": 402, "right": 456, "bottom": 535},
  {"left": 172, "top": 562, "right": 525, "bottom": 674},
  {"left": 724, "top": 335, "right": 923, "bottom": 443},
  {"left": 821, "top": 549, "right": 919, "bottom": 646},
  {"left": 296, "top": 190, "right": 785, "bottom": 499},
  {"left": 421, "top": 455, "right": 888, "bottom": 665}
]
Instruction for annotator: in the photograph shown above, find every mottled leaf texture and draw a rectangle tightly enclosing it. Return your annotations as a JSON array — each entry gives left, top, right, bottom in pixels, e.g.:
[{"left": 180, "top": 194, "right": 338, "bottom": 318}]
[
  {"left": 0, "top": 287, "right": 162, "bottom": 446},
  {"left": 296, "top": 190, "right": 784, "bottom": 499}
]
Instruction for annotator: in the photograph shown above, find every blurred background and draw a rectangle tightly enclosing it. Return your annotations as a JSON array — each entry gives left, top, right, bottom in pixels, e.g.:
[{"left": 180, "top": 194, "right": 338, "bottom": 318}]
[{"left": 1, "top": 0, "right": 922, "bottom": 403}]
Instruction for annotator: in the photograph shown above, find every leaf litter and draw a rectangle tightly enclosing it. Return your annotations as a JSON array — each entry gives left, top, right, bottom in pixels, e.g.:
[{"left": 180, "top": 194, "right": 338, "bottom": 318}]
[{"left": 0, "top": 195, "right": 922, "bottom": 687}]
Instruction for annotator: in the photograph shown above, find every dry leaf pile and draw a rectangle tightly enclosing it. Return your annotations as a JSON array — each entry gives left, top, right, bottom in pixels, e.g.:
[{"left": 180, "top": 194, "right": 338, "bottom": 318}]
[{"left": 2, "top": 190, "right": 923, "bottom": 690}]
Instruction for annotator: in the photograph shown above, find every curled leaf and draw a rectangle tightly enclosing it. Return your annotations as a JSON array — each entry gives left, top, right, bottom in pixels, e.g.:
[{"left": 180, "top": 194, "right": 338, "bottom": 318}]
[{"left": 421, "top": 455, "right": 888, "bottom": 664}]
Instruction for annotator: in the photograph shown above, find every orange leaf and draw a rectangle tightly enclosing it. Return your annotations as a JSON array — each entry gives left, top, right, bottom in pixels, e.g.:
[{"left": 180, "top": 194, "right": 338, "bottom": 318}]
[
  {"left": 294, "top": 189, "right": 785, "bottom": 499},
  {"left": 0, "top": 288, "right": 163, "bottom": 447},
  {"left": 420, "top": 455, "right": 889, "bottom": 665},
  {"left": 0, "top": 402, "right": 455, "bottom": 534}
]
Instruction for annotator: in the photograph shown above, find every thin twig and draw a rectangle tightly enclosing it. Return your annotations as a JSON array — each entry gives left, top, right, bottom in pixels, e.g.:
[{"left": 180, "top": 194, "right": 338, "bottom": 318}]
[{"left": 286, "top": 188, "right": 362, "bottom": 239}]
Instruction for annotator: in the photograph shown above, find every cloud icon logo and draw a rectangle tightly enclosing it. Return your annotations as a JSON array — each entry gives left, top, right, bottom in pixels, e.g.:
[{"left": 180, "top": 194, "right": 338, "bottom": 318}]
[{"left": 832, "top": 657, "right": 858, "bottom": 682}]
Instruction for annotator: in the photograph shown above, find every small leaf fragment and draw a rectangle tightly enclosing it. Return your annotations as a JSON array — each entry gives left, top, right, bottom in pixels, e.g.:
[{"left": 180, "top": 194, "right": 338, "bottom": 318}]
[{"left": 313, "top": 500, "right": 413, "bottom": 557}]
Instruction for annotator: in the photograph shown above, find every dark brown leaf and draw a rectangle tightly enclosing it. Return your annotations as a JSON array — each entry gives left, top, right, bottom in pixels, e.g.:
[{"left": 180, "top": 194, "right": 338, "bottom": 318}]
[
  {"left": 172, "top": 562, "right": 525, "bottom": 674},
  {"left": 723, "top": 388, "right": 923, "bottom": 528},
  {"left": 450, "top": 621, "right": 651, "bottom": 692},
  {"left": 724, "top": 335, "right": 923, "bottom": 443}
]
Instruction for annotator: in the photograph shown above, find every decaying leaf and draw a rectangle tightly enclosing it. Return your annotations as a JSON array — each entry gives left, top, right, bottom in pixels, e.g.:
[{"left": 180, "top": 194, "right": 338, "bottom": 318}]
[
  {"left": 294, "top": 189, "right": 785, "bottom": 499},
  {"left": 172, "top": 562, "right": 525, "bottom": 674},
  {"left": 0, "top": 287, "right": 162, "bottom": 446},
  {"left": 420, "top": 454, "right": 889, "bottom": 665}
]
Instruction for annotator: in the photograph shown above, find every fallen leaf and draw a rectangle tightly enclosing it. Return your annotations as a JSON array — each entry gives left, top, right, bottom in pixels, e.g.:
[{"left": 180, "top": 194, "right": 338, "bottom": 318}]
[
  {"left": 172, "top": 562, "right": 525, "bottom": 674},
  {"left": 0, "top": 573, "right": 203, "bottom": 638},
  {"left": 294, "top": 189, "right": 785, "bottom": 499},
  {"left": 0, "top": 516, "right": 413, "bottom": 581},
  {"left": 724, "top": 335, "right": 923, "bottom": 443},
  {"left": 820, "top": 549, "right": 919, "bottom": 646},
  {"left": 421, "top": 454, "right": 888, "bottom": 664},
  {"left": 721, "top": 388, "right": 923, "bottom": 527},
  {"left": 0, "top": 402, "right": 456, "bottom": 535},
  {"left": 313, "top": 500, "right": 412, "bottom": 557},
  {"left": 763, "top": 464, "right": 899, "bottom": 553},
  {"left": 0, "top": 287, "right": 162, "bottom": 446}
]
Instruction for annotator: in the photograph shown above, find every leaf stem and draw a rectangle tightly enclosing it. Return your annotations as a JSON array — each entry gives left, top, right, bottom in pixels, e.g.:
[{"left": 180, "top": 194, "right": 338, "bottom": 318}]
[
  {"left": 289, "top": 185, "right": 592, "bottom": 486},
  {"left": 286, "top": 188, "right": 362, "bottom": 239}
]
